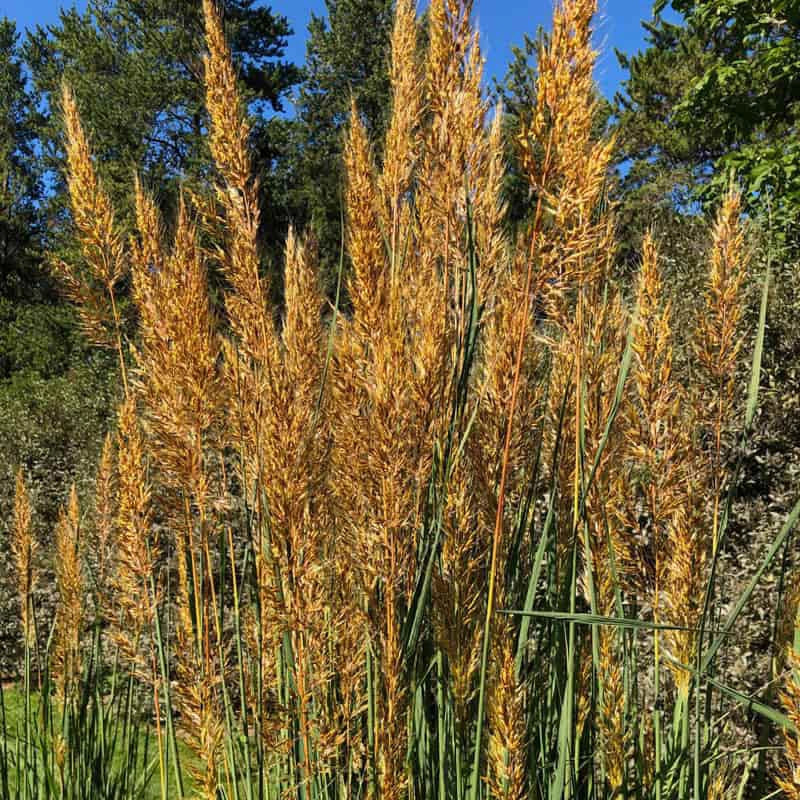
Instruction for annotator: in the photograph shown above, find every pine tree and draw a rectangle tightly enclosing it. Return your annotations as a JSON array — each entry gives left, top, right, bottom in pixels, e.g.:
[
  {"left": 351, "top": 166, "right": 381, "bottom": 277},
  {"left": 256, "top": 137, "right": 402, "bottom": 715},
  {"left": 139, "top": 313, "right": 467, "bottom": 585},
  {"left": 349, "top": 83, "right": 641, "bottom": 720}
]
[
  {"left": 612, "top": 16, "right": 714, "bottom": 273},
  {"left": 24, "top": 0, "right": 300, "bottom": 236},
  {"left": 290, "top": 0, "right": 395, "bottom": 280},
  {"left": 616, "top": 1, "right": 800, "bottom": 252},
  {"left": 0, "top": 19, "right": 44, "bottom": 302}
]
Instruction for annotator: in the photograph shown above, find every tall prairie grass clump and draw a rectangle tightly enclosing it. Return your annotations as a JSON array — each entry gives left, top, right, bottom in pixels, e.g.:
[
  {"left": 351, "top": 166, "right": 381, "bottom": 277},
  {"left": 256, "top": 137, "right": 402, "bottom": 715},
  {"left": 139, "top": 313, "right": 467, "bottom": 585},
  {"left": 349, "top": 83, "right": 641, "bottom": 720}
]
[{"left": 2, "top": 1, "right": 799, "bottom": 799}]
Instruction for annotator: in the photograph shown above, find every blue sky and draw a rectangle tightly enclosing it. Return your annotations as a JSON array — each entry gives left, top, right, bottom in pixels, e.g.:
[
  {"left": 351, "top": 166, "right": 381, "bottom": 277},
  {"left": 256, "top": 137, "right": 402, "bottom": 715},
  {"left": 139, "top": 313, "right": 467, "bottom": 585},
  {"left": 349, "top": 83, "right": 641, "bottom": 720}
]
[{"left": 3, "top": 0, "right": 678, "bottom": 99}]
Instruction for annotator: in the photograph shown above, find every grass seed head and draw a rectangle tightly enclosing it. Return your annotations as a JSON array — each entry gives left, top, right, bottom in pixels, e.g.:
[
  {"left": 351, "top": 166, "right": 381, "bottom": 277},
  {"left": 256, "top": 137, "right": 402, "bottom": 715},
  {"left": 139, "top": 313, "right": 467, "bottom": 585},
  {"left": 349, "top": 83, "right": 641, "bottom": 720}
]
[
  {"left": 112, "top": 399, "right": 156, "bottom": 673},
  {"left": 53, "top": 485, "right": 83, "bottom": 689},
  {"left": 54, "top": 83, "right": 127, "bottom": 351},
  {"left": 345, "top": 101, "right": 387, "bottom": 333},
  {"left": 12, "top": 469, "right": 36, "bottom": 647},
  {"left": 92, "top": 433, "right": 117, "bottom": 619}
]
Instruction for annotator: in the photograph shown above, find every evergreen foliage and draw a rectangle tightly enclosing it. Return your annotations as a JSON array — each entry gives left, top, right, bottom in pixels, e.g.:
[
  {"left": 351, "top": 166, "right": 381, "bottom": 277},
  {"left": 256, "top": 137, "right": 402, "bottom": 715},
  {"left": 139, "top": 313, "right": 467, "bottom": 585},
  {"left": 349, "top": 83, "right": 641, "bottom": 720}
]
[
  {"left": 23, "top": 0, "right": 301, "bottom": 239},
  {"left": 290, "top": 0, "right": 395, "bottom": 279},
  {"left": 0, "top": 20, "right": 45, "bottom": 302}
]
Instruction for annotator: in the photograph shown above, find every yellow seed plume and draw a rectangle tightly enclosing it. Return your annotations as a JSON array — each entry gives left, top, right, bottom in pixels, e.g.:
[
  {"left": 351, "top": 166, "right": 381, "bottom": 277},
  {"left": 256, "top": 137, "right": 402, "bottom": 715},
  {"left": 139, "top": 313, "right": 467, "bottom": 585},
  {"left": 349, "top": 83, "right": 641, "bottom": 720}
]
[
  {"left": 132, "top": 191, "right": 225, "bottom": 788},
  {"left": 12, "top": 469, "right": 36, "bottom": 648},
  {"left": 93, "top": 433, "right": 117, "bottom": 618},
  {"left": 283, "top": 227, "right": 324, "bottom": 391},
  {"left": 112, "top": 399, "right": 156, "bottom": 672},
  {"left": 632, "top": 234, "right": 674, "bottom": 426},
  {"left": 695, "top": 185, "right": 749, "bottom": 418},
  {"left": 345, "top": 102, "right": 386, "bottom": 332},
  {"left": 694, "top": 186, "right": 749, "bottom": 557},
  {"left": 625, "top": 234, "right": 686, "bottom": 593},
  {"left": 131, "top": 175, "right": 164, "bottom": 284},
  {"left": 173, "top": 646, "right": 224, "bottom": 800},
  {"left": 202, "top": 6, "right": 340, "bottom": 781},
  {"left": 380, "top": 0, "right": 422, "bottom": 227},
  {"left": 598, "top": 628, "right": 628, "bottom": 794},
  {"left": 522, "top": 0, "right": 601, "bottom": 192},
  {"left": 53, "top": 485, "right": 83, "bottom": 689},
  {"left": 487, "top": 633, "right": 526, "bottom": 800},
  {"left": 55, "top": 83, "right": 128, "bottom": 366},
  {"left": 202, "top": 0, "right": 270, "bottom": 361},
  {"left": 133, "top": 195, "right": 223, "bottom": 506},
  {"left": 418, "top": 0, "right": 489, "bottom": 297},
  {"left": 474, "top": 107, "right": 509, "bottom": 285},
  {"left": 662, "top": 465, "right": 707, "bottom": 692},
  {"left": 699, "top": 186, "right": 748, "bottom": 398},
  {"left": 60, "top": 83, "right": 125, "bottom": 289},
  {"left": 518, "top": 0, "right": 615, "bottom": 325},
  {"left": 202, "top": 0, "right": 252, "bottom": 192}
]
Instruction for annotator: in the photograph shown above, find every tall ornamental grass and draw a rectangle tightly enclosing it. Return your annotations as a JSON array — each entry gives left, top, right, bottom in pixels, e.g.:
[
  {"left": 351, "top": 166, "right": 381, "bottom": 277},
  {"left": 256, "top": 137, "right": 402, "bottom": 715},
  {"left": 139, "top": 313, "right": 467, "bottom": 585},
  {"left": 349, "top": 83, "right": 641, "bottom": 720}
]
[{"left": 2, "top": 1, "right": 800, "bottom": 799}]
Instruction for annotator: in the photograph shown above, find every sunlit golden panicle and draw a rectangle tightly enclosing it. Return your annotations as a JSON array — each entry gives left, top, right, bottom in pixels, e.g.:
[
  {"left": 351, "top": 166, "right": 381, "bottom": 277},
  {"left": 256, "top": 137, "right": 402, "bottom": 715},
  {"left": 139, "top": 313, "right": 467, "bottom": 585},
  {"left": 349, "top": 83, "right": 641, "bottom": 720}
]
[
  {"left": 379, "top": 0, "right": 422, "bottom": 229},
  {"left": 517, "top": 0, "right": 615, "bottom": 327},
  {"left": 487, "top": 631, "right": 526, "bottom": 800},
  {"left": 202, "top": 9, "right": 338, "bottom": 774},
  {"left": 340, "top": 6, "right": 497, "bottom": 797},
  {"left": 12, "top": 469, "right": 36, "bottom": 647},
  {"left": 283, "top": 227, "right": 324, "bottom": 391},
  {"left": 573, "top": 299, "right": 634, "bottom": 791},
  {"left": 474, "top": 107, "right": 509, "bottom": 286},
  {"left": 133, "top": 195, "right": 222, "bottom": 508},
  {"left": 632, "top": 234, "right": 674, "bottom": 421},
  {"left": 131, "top": 176, "right": 164, "bottom": 284},
  {"left": 418, "top": 0, "right": 488, "bottom": 296},
  {"left": 174, "top": 644, "right": 224, "bottom": 800},
  {"left": 339, "top": 92, "right": 448, "bottom": 800},
  {"left": 475, "top": 260, "right": 541, "bottom": 505},
  {"left": 273, "top": 227, "right": 343, "bottom": 781},
  {"left": 93, "top": 433, "right": 117, "bottom": 617},
  {"left": 575, "top": 291, "right": 634, "bottom": 574},
  {"left": 55, "top": 83, "right": 128, "bottom": 364},
  {"left": 522, "top": 0, "right": 600, "bottom": 190},
  {"left": 695, "top": 185, "right": 749, "bottom": 421},
  {"left": 694, "top": 185, "right": 749, "bottom": 552},
  {"left": 625, "top": 233, "right": 687, "bottom": 595},
  {"left": 132, "top": 192, "right": 225, "bottom": 791},
  {"left": 345, "top": 102, "right": 386, "bottom": 332},
  {"left": 425, "top": 0, "right": 475, "bottom": 119},
  {"left": 434, "top": 461, "right": 484, "bottom": 726},
  {"left": 662, "top": 460, "right": 707, "bottom": 692},
  {"left": 202, "top": 0, "right": 252, "bottom": 192},
  {"left": 112, "top": 399, "right": 156, "bottom": 671},
  {"left": 521, "top": 0, "right": 625, "bottom": 635},
  {"left": 672, "top": 184, "right": 750, "bottom": 590},
  {"left": 449, "top": 262, "right": 539, "bottom": 726},
  {"left": 598, "top": 628, "right": 628, "bottom": 794},
  {"left": 202, "top": 0, "right": 270, "bottom": 362},
  {"left": 53, "top": 485, "right": 83, "bottom": 689},
  {"left": 60, "top": 83, "right": 125, "bottom": 290}
]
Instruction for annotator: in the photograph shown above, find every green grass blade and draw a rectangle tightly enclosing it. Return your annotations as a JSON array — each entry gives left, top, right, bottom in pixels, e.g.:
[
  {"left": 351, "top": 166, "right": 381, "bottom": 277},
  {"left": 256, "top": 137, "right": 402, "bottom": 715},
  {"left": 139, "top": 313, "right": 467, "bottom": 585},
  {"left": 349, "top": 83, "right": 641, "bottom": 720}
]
[
  {"left": 745, "top": 255, "right": 770, "bottom": 429},
  {"left": 665, "top": 656, "right": 796, "bottom": 732},
  {"left": 502, "top": 609, "right": 700, "bottom": 632}
]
